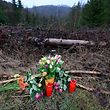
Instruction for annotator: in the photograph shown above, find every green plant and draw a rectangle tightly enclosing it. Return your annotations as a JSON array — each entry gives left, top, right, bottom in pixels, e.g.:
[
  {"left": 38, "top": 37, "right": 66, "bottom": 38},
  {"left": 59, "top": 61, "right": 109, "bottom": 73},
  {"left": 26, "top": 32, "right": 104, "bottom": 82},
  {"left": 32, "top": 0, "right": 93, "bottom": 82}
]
[
  {"left": 25, "top": 71, "right": 43, "bottom": 99},
  {"left": 17, "top": 54, "right": 74, "bottom": 100},
  {"left": 54, "top": 69, "right": 71, "bottom": 91},
  {"left": 38, "top": 55, "right": 64, "bottom": 79}
]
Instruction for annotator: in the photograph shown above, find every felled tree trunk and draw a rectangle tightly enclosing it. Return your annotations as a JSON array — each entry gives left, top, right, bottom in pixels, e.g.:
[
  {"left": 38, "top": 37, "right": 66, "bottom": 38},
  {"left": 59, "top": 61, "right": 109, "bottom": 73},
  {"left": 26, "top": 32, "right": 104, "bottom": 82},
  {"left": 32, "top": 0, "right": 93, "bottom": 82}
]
[
  {"left": 45, "top": 38, "right": 94, "bottom": 46},
  {"left": 28, "top": 37, "right": 95, "bottom": 46}
]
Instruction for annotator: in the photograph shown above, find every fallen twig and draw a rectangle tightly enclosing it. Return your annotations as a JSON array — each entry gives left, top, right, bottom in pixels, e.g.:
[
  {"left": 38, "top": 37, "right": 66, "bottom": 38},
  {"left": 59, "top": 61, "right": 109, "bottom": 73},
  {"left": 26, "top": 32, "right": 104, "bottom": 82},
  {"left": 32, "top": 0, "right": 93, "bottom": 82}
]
[{"left": 11, "top": 95, "right": 30, "bottom": 98}]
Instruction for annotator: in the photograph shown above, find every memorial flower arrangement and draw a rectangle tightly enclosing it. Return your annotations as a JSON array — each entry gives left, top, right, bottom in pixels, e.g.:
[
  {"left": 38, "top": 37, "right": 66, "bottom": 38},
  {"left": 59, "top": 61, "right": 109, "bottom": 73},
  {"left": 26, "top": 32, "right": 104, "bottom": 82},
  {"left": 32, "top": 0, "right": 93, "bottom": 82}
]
[{"left": 17, "top": 54, "right": 76, "bottom": 100}]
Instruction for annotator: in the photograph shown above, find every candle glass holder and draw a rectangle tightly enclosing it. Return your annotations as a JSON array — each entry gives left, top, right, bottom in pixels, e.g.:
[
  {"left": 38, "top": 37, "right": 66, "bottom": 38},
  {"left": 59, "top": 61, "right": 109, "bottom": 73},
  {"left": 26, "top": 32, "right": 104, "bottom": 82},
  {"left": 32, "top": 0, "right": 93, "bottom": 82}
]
[
  {"left": 46, "top": 83, "right": 53, "bottom": 96},
  {"left": 69, "top": 80, "right": 76, "bottom": 93}
]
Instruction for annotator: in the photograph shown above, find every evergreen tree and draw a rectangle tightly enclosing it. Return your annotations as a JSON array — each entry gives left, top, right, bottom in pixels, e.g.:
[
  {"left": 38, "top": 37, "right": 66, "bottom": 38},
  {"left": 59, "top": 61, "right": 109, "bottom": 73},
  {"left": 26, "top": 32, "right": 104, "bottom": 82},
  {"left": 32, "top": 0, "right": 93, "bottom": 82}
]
[
  {"left": 12, "top": 0, "right": 18, "bottom": 24},
  {"left": 17, "top": 0, "right": 23, "bottom": 23},
  {"left": 18, "top": 0, "right": 23, "bottom": 9},
  {"left": 81, "top": 0, "right": 103, "bottom": 27},
  {"left": 30, "top": 13, "right": 36, "bottom": 26},
  {"left": 68, "top": 2, "right": 81, "bottom": 29},
  {"left": 0, "top": 5, "right": 8, "bottom": 24},
  {"left": 24, "top": 8, "right": 31, "bottom": 25},
  {"left": 103, "top": 0, "right": 110, "bottom": 25},
  {"left": 74, "top": 2, "right": 81, "bottom": 27}
]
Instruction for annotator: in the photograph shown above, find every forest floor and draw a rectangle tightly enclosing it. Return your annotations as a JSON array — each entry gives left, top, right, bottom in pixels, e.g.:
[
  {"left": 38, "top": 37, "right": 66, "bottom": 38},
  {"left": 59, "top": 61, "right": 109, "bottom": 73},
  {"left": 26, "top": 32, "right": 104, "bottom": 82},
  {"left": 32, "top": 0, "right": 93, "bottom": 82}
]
[{"left": 0, "top": 26, "right": 110, "bottom": 110}]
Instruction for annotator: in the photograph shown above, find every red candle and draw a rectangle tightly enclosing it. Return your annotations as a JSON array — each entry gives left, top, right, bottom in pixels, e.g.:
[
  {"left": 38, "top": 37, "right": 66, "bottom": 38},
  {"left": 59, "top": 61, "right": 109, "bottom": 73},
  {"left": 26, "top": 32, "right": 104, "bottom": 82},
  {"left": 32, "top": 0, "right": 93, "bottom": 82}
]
[
  {"left": 46, "top": 83, "right": 53, "bottom": 96},
  {"left": 69, "top": 80, "right": 76, "bottom": 93}
]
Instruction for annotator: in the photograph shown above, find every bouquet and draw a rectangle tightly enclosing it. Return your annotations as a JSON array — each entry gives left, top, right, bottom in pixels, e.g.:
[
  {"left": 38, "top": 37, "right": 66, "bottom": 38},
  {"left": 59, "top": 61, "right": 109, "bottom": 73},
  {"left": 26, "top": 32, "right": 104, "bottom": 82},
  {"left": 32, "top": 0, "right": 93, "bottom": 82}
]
[{"left": 17, "top": 54, "right": 76, "bottom": 100}]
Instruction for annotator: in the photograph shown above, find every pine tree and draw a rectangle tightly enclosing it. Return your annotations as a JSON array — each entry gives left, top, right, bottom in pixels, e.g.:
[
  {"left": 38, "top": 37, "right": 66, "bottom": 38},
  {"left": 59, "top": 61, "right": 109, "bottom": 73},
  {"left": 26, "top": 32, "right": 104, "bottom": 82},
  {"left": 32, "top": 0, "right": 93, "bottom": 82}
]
[
  {"left": 81, "top": 0, "right": 103, "bottom": 27},
  {"left": 18, "top": 0, "right": 23, "bottom": 9},
  {"left": 0, "top": 4, "right": 8, "bottom": 24},
  {"left": 25, "top": 8, "right": 31, "bottom": 25},
  {"left": 12, "top": 0, "right": 18, "bottom": 25},
  {"left": 103, "top": 0, "right": 110, "bottom": 25},
  {"left": 17, "top": 0, "right": 23, "bottom": 23},
  {"left": 12, "top": 0, "right": 16, "bottom": 8},
  {"left": 68, "top": 2, "right": 81, "bottom": 29}
]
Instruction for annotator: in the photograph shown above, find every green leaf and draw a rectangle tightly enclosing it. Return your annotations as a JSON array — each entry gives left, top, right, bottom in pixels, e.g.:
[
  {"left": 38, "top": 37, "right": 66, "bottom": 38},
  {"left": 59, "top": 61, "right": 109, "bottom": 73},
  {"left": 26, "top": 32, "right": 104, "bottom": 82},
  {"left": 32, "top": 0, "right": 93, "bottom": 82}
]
[
  {"left": 56, "top": 67, "right": 61, "bottom": 73},
  {"left": 64, "top": 73, "right": 68, "bottom": 77},
  {"left": 63, "top": 84, "right": 67, "bottom": 91},
  {"left": 29, "top": 88, "right": 33, "bottom": 95},
  {"left": 68, "top": 77, "right": 71, "bottom": 82},
  {"left": 30, "top": 91, "right": 36, "bottom": 100},
  {"left": 51, "top": 68, "right": 56, "bottom": 73},
  {"left": 32, "top": 84, "right": 38, "bottom": 91},
  {"left": 0, "top": 82, "right": 19, "bottom": 92}
]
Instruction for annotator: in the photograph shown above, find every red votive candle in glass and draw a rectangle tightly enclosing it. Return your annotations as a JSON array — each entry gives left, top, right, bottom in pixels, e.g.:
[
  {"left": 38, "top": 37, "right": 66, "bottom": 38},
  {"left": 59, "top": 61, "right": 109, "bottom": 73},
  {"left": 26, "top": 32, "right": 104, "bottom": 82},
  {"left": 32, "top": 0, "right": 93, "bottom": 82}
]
[
  {"left": 69, "top": 80, "right": 76, "bottom": 93},
  {"left": 46, "top": 83, "right": 53, "bottom": 96}
]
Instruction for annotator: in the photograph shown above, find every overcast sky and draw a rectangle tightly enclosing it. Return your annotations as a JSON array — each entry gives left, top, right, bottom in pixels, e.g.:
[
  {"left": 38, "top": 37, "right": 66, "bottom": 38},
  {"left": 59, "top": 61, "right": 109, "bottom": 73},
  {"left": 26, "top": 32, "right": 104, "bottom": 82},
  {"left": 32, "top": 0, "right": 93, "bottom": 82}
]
[{"left": 4, "top": 0, "right": 88, "bottom": 8}]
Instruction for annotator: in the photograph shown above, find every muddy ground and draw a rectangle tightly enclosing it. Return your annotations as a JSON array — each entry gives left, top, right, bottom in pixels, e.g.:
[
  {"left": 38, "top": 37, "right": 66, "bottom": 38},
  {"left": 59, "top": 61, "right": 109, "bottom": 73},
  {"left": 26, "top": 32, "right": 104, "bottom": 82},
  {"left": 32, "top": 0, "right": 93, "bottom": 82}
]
[{"left": 0, "top": 26, "right": 110, "bottom": 110}]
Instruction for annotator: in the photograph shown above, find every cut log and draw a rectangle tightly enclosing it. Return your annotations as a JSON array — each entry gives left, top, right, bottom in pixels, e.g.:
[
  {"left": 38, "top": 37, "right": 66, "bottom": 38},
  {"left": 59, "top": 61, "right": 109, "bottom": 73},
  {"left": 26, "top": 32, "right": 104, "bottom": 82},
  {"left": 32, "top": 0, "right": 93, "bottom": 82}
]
[
  {"left": 29, "top": 37, "right": 95, "bottom": 46},
  {"left": 45, "top": 38, "right": 94, "bottom": 46}
]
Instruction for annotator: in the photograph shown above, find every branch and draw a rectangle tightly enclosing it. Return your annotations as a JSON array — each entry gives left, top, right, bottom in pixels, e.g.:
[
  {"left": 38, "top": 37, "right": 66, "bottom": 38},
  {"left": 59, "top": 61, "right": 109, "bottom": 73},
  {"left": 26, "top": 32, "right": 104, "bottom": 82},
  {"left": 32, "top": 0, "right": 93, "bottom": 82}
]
[
  {"left": 11, "top": 95, "right": 30, "bottom": 98},
  {"left": 0, "top": 78, "right": 18, "bottom": 85},
  {"left": 77, "top": 83, "right": 110, "bottom": 95},
  {"left": 74, "top": 76, "right": 100, "bottom": 80},
  {"left": 66, "top": 70, "right": 101, "bottom": 75}
]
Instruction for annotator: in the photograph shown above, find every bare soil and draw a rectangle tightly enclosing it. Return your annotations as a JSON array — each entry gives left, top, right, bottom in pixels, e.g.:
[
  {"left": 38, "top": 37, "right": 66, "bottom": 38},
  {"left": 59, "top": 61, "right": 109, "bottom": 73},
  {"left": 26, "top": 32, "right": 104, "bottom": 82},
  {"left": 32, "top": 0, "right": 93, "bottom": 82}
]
[{"left": 0, "top": 26, "right": 110, "bottom": 110}]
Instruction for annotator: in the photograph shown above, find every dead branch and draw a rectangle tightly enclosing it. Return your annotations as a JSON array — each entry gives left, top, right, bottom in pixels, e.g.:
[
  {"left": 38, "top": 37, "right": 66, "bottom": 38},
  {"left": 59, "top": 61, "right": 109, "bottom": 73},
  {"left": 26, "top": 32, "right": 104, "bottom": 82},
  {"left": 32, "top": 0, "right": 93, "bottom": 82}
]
[
  {"left": 0, "top": 70, "right": 102, "bottom": 85},
  {"left": 0, "top": 78, "right": 18, "bottom": 85},
  {"left": 0, "top": 78, "right": 110, "bottom": 95},
  {"left": 77, "top": 83, "right": 110, "bottom": 95},
  {"left": 66, "top": 70, "right": 101, "bottom": 75},
  {"left": 74, "top": 76, "right": 100, "bottom": 80},
  {"left": 77, "top": 83, "right": 94, "bottom": 91},
  {"left": 11, "top": 95, "right": 30, "bottom": 98}
]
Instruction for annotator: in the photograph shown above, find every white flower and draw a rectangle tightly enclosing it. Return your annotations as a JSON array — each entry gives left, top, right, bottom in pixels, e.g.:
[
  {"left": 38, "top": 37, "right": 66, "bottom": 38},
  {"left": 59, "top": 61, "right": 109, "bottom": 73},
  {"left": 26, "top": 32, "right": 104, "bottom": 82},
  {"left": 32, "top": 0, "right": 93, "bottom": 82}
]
[
  {"left": 49, "top": 65, "right": 52, "bottom": 69},
  {"left": 51, "top": 57, "right": 55, "bottom": 60},
  {"left": 48, "top": 55, "right": 51, "bottom": 59},
  {"left": 51, "top": 61, "right": 54, "bottom": 65},
  {"left": 57, "top": 59, "right": 61, "bottom": 63},
  {"left": 55, "top": 55, "right": 58, "bottom": 59},
  {"left": 57, "top": 55, "right": 61, "bottom": 59},
  {"left": 47, "top": 60, "right": 50, "bottom": 64},
  {"left": 41, "top": 57, "right": 47, "bottom": 61},
  {"left": 39, "top": 60, "right": 42, "bottom": 65}
]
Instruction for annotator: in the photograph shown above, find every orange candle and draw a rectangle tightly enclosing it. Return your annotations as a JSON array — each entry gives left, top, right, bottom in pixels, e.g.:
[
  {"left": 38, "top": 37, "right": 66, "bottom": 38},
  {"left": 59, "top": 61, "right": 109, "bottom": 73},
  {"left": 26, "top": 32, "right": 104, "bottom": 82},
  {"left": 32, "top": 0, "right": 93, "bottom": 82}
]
[
  {"left": 46, "top": 83, "right": 53, "bottom": 96},
  {"left": 69, "top": 80, "right": 76, "bottom": 93}
]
